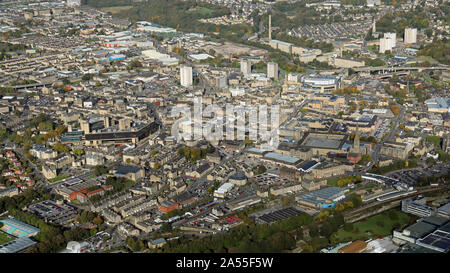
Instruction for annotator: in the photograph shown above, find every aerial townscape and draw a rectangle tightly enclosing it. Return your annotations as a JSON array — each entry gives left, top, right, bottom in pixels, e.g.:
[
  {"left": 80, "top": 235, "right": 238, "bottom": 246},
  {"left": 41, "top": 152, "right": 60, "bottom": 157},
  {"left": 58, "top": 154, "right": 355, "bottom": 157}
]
[{"left": 0, "top": 0, "right": 449, "bottom": 256}]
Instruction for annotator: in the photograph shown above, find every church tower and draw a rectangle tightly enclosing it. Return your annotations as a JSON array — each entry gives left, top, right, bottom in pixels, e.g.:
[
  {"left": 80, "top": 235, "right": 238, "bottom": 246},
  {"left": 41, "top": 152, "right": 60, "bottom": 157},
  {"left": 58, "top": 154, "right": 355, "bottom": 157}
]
[{"left": 352, "top": 125, "right": 360, "bottom": 154}]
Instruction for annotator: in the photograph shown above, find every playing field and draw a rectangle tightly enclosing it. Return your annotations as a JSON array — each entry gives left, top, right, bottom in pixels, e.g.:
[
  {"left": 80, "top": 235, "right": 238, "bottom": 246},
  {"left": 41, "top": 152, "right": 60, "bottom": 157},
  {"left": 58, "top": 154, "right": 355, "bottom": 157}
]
[{"left": 331, "top": 209, "right": 411, "bottom": 243}]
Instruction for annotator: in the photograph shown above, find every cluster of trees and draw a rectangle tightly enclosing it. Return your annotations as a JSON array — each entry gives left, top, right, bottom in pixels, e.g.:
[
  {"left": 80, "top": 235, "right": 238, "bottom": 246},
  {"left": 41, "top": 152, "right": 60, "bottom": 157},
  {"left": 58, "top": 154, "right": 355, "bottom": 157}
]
[
  {"left": 349, "top": 101, "right": 357, "bottom": 113},
  {"left": 0, "top": 27, "right": 30, "bottom": 39},
  {"left": 437, "top": 150, "right": 450, "bottom": 162},
  {"left": 426, "top": 135, "right": 441, "bottom": 147},
  {"left": 72, "top": 148, "right": 85, "bottom": 158},
  {"left": 253, "top": 165, "right": 267, "bottom": 175},
  {"left": 357, "top": 154, "right": 372, "bottom": 165},
  {"left": 0, "top": 42, "right": 29, "bottom": 52},
  {"left": 335, "top": 175, "right": 362, "bottom": 187},
  {"left": 178, "top": 146, "right": 213, "bottom": 162},
  {"left": 157, "top": 212, "right": 313, "bottom": 253},
  {"left": 362, "top": 57, "right": 386, "bottom": 67},
  {"left": 93, "top": 165, "right": 110, "bottom": 176},
  {"left": 106, "top": 0, "right": 231, "bottom": 34},
  {"left": 9, "top": 209, "right": 89, "bottom": 253},
  {"left": 409, "top": 84, "right": 426, "bottom": 103},
  {"left": 373, "top": 10, "right": 430, "bottom": 36},
  {"left": 76, "top": 210, "right": 103, "bottom": 225},
  {"left": 418, "top": 40, "right": 450, "bottom": 65},
  {"left": 270, "top": 1, "right": 345, "bottom": 30},
  {"left": 155, "top": 193, "right": 365, "bottom": 253},
  {"left": 369, "top": 158, "right": 418, "bottom": 174},
  {"left": 384, "top": 84, "right": 407, "bottom": 106},
  {"left": 10, "top": 79, "right": 37, "bottom": 86},
  {"left": 416, "top": 174, "right": 450, "bottom": 187},
  {"left": 0, "top": 187, "right": 50, "bottom": 214},
  {"left": 333, "top": 87, "right": 360, "bottom": 95},
  {"left": 126, "top": 236, "right": 146, "bottom": 252},
  {"left": 127, "top": 59, "right": 142, "bottom": 70},
  {"left": 0, "top": 187, "right": 97, "bottom": 252},
  {"left": 303, "top": 210, "right": 347, "bottom": 251},
  {"left": 390, "top": 103, "right": 400, "bottom": 116},
  {"left": 53, "top": 142, "right": 69, "bottom": 153},
  {"left": 360, "top": 136, "right": 378, "bottom": 143},
  {"left": 82, "top": 73, "right": 94, "bottom": 81}
]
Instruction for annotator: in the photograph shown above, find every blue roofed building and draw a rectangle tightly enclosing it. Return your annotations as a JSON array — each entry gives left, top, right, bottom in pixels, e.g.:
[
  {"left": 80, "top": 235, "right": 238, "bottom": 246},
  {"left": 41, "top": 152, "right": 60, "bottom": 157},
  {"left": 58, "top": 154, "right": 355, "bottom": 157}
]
[
  {"left": 0, "top": 217, "right": 41, "bottom": 238},
  {"left": 296, "top": 187, "right": 348, "bottom": 209}
]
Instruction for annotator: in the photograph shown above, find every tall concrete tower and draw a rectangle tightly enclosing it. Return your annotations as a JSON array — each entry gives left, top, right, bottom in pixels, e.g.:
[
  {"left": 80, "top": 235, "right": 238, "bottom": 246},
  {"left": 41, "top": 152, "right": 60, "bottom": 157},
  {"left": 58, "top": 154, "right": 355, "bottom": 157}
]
[
  {"left": 240, "top": 59, "right": 252, "bottom": 75},
  {"left": 268, "top": 14, "right": 272, "bottom": 41},
  {"left": 180, "top": 65, "right": 193, "bottom": 87},
  {"left": 267, "top": 62, "right": 278, "bottom": 80},
  {"left": 404, "top": 28, "right": 417, "bottom": 44},
  {"left": 372, "top": 19, "right": 376, "bottom": 33}
]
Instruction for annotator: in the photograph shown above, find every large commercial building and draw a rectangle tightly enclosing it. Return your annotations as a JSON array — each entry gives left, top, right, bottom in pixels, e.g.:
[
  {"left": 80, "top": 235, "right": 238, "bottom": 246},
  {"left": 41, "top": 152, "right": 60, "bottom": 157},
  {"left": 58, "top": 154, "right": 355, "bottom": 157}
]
[
  {"left": 180, "top": 65, "right": 193, "bottom": 87},
  {"left": 404, "top": 28, "right": 417, "bottom": 44},
  {"left": 214, "top": 182, "right": 235, "bottom": 198},
  {"left": 393, "top": 216, "right": 450, "bottom": 253},
  {"left": 380, "top": 141, "right": 413, "bottom": 160},
  {"left": 334, "top": 57, "right": 365, "bottom": 68},
  {"left": 402, "top": 197, "right": 437, "bottom": 217},
  {"left": 267, "top": 62, "right": 278, "bottom": 80},
  {"left": 302, "top": 74, "right": 341, "bottom": 92},
  {"left": 261, "top": 152, "right": 302, "bottom": 169},
  {"left": 425, "top": 97, "right": 449, "bottom": 113},
  {"left": 296, "top": 186, "right": 347, "bottom": 209},
  {"left": 113, "top": 165, "right": 145, "bottom": 181},
  {"left": 269, "top": 40, "right": 293, "bottom": 54},
  {"left": 84, "top": 121, "right": 160, "bottom": 146},
  {"left": 297, "top": 132, "right": 348, "bottom": 156}
]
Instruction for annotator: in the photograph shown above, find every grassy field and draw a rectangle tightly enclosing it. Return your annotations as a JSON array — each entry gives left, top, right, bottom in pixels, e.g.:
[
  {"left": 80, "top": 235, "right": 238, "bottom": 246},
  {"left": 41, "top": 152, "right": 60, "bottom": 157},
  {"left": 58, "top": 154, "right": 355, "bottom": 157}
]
[
  {"left": 100, "top": 6, "right": 134, "bottom": 15},
  {"left": 0, "top": 231, "right": 14, "bottom": 245},
  {"left": 331, "top": 209, "right": 411, "bottom": 244},
  {"left": 48, "top": 174, "right": 69, "bottom": 183},
  {"left": 413, "top": 55, "right": 438, "bottom": 64},
  {"left": 327, "top": 177, "right": 340, "bottom": 186},
  {"left": 186, "top": 7, "right": 214, "bottom": 16}
]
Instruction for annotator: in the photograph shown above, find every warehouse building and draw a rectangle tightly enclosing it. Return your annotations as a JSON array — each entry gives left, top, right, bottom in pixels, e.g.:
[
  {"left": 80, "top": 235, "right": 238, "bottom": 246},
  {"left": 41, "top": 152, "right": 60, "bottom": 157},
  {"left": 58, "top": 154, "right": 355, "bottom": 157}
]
[
  {"left": 0, "top": 237, "right": 37, "bottom": 253},
  {"left": 261, "top": 152, "right": 302, "bottom": 169},
  {"left": 214, "top": 183, "right": 235, "bottom": 198},
  {"left": 296, "top": 187, "right": 347, "bottom": 209},
  {"left": 297, "top": 132, "right": 347, "bottom": 156}
]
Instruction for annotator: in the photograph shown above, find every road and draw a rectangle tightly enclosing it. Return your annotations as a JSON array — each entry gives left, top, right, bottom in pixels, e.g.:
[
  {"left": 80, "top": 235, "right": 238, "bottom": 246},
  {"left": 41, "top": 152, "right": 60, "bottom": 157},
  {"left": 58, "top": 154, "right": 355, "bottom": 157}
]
[
  {"left": 363, "top": 104, "right": 405, "bottom": 172},
  {"left": 155, "top": 41, "right": 211, "bottom": 94}
]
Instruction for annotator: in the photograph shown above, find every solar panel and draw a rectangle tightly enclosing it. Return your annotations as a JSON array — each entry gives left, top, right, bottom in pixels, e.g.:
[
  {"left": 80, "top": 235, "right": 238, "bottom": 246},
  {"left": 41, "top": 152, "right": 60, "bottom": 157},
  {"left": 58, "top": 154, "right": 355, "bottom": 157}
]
[{"left": 432, "top": 239, "right": 450, "bottom": 250}]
